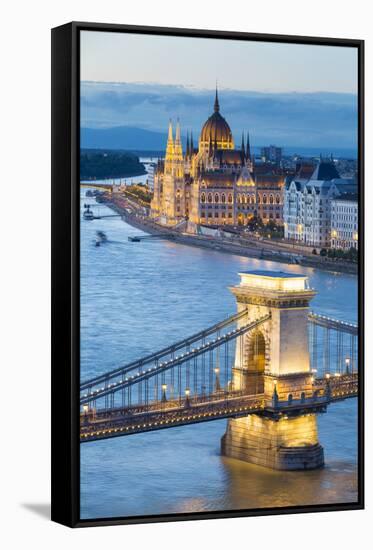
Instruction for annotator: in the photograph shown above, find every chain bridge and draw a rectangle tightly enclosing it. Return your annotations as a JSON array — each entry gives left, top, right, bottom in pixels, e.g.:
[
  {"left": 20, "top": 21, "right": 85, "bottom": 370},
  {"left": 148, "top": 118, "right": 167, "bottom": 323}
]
[{"left": 80, "top": 270, "right": 358, "bottom": 470}]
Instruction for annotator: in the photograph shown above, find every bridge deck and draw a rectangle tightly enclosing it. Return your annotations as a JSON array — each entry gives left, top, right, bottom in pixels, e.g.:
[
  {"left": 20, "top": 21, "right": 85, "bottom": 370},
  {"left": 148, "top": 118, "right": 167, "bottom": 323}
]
[{"left": 81, "top": 374, "right": 358, "bottom": 443}]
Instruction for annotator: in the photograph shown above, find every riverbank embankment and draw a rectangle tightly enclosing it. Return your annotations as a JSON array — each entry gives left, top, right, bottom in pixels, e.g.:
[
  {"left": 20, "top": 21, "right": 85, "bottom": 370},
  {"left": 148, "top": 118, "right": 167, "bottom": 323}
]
[{"left": 103, "top": 196, "right": 357, "bottom": 276}]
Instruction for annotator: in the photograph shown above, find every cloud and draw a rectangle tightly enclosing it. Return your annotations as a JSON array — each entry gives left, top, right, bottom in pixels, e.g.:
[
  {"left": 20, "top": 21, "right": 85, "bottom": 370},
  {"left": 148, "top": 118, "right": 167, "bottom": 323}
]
[{"left": 81, "top": 82, "right": 357, "bottom": 148}]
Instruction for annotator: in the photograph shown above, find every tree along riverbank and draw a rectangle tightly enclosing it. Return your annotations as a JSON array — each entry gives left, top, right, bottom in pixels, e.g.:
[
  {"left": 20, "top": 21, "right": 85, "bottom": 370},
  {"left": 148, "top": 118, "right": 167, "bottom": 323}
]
[{"left": 80, "top": 149, "right": 146, "bottom": 180}]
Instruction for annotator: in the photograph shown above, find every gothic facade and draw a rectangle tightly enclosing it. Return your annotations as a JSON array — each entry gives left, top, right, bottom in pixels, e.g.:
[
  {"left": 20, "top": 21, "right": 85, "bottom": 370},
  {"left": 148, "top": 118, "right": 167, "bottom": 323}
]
[{"left": 150, "top": 90, "right": 285, "bottom": 227}]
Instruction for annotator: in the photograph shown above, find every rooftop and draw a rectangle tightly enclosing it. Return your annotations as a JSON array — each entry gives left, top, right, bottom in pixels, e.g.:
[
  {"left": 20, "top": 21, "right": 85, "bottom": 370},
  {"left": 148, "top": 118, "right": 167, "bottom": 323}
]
[
  {"left": 311, "top": 160, "right": 340, "bottom": 181},
  {"left": 240, "top": 270, "right": 306, "bottom": 279},
  {"left": 237, "top": 270, "right": 311, "bottom": 292}
]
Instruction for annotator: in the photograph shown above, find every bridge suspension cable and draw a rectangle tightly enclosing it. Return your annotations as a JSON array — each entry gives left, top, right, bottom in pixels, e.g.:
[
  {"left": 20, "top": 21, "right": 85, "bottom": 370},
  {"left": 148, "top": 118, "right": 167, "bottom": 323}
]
[
  {"left": 308, "top": 312, "right": 357, "bottom": 335},
  {"left": 80, "top": 313, "right": 271, "bottom": 406},
  {"left": 308, "top": 312, "right": 358, "bottom": 378},
  {"left": 80, "top": 309, "right": 359, "bottom": 442},
  {"left": 81, "top": 309, "right": 248, "bottom": 390}
]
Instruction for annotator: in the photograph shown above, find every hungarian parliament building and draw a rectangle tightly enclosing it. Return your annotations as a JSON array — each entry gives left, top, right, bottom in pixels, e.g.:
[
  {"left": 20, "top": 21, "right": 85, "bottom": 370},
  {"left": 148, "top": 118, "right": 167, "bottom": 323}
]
[{"left": 150, "top": 89, "right": 285, "bottom": 228}]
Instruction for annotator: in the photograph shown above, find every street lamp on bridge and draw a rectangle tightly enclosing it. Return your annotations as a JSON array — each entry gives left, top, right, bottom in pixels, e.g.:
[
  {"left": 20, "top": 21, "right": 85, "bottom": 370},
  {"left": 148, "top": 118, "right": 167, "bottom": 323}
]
[
  {"left": 345, "top": 357, "right": 350, "bottom": 375},
  {"left": 82, "top": 404, "right": 89, "bottom": 425},
  {"left": 185, "top": 388, "right": 191, "bottom": 408},
  {"left": 214, "top": 367, "right": 221, "bottom": 392}
]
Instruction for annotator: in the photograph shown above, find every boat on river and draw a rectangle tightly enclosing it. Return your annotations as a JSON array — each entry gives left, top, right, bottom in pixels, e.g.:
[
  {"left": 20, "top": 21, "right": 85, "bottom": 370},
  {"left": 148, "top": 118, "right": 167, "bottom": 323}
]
[
  {"left": 83, "top": 205, "right": 94, "bottom": 220},
  {"left": 95, "top": 230, "right": 108, "bottom": 246},
  {"left": 96, "top": 231, "right": 107, "bottom": 242}
]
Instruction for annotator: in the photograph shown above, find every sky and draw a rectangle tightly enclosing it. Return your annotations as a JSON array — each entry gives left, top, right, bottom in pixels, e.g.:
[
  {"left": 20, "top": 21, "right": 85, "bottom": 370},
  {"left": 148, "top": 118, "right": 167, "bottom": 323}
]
[{"left": 80, "top": 30, "right": 358, "bottom": 149}]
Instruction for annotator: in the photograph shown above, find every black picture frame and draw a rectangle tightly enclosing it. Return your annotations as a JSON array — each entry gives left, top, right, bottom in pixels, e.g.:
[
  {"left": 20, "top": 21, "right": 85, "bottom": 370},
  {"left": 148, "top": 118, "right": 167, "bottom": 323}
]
[{"left": 51, "top": 21, "right": 365, "bottom": 528}]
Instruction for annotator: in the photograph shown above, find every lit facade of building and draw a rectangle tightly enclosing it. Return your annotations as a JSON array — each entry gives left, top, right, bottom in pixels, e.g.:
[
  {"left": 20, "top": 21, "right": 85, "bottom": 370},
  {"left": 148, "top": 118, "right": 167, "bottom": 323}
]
[
  {"left": 150, "top": 90, "right": 285, "bottom": 227},
  {"left": 283, "top": 160, "right": 357, "bottom": 248},
  {"left": 331, "top": 194, "right": 358, "bottom": 250}
]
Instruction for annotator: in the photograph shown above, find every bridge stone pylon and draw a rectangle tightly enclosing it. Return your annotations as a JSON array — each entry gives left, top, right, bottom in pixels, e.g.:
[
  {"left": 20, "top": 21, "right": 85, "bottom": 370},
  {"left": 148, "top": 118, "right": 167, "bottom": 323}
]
[{"left": 221, "top": 270, "right": 325, "bottom": 470}]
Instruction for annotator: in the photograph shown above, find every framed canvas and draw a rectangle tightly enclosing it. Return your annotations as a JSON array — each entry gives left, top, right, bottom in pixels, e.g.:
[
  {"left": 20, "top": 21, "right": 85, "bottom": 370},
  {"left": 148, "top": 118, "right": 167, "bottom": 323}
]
[{"left": 51, "top": 22, "right": 364, "bottom": 527}]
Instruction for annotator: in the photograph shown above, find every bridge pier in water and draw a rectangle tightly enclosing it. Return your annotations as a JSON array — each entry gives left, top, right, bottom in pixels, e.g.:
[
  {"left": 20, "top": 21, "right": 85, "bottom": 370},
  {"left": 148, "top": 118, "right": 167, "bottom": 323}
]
[{"left": 221, "top": 270, "right": 325, "bottom": 470}]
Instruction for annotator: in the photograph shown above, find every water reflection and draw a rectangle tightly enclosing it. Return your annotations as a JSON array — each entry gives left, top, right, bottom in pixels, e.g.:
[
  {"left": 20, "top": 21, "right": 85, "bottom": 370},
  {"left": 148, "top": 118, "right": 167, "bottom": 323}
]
[{"left": 80, "top": 187, "right": 358, "bottom": 520}]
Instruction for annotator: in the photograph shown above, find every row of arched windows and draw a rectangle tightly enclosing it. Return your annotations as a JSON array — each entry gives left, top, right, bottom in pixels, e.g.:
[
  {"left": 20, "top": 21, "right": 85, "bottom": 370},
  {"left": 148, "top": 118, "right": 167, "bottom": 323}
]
[
  {"left": 201, "top": 192, "right": 233, "bottom": 204},
  {"left": 259, "top": 193, "right": 281, "bottom": 205},
  {"left": 200, "top": 192, "right": 281, "bottom": 205},
  {"left": 237, "top": 194, "right": 256, "bottom": 204}
]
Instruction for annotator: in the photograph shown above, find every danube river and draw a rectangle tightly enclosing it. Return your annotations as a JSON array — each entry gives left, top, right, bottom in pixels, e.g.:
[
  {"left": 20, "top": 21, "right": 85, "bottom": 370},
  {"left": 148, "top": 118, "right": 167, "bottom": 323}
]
[{"left": 80, "top": 185, "right": 358, "bottom": 520}]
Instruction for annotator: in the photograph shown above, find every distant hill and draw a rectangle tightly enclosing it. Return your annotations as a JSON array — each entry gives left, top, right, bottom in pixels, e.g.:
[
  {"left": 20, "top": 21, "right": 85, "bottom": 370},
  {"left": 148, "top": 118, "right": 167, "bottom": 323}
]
[
  {"left": 81, "top": 126, "right": 167, "bottom": 150},
  {"left": 80, "top": 126, "right": 357, "bottom": 160},
  {"left": 80, "top": 149, "right": 146, "bottom": 180}
]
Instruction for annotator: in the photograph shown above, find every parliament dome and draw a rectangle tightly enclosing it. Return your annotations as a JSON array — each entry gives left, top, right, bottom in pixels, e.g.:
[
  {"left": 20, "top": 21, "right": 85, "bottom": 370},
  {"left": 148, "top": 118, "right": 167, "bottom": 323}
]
[{"left": 199, "top": 89, "right": 234, "bottom": 149}]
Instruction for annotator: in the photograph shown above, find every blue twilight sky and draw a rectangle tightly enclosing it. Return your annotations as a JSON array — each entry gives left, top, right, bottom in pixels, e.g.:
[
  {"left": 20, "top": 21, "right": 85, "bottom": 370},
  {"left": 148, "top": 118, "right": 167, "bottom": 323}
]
[{"left": 80, "top": 31, "right": 358, "bottom": 148}]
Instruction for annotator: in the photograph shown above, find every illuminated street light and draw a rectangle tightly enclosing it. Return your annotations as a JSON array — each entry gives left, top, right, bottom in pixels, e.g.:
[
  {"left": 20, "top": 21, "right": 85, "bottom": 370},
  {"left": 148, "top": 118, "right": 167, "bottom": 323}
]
[
  {"left": 345, "top": 357, "right": 350, "bottom": 374},
  {"left": 161, "top": 384, "right": 167, "bottom": 402},
  {"left": 325, "top": 372, "right": 332, "bottom": 399},
  {"left": 185, "top": 388, "right": 191, "bottom": 408},
  {"left": 214, "top": 367, "right": 221, "bottom": 392},
  {"left": 82, "top": 404, "right": 89, "bottom": 425}
]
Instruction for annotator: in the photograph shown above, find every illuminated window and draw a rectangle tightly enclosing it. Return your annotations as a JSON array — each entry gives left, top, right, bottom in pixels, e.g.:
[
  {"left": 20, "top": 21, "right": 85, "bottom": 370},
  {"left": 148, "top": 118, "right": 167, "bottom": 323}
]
[
  {"left": 228, "top": 193, "right": 233, "bottom": 203},
  {"left": 222, "top": 193, "right": 226, "bottom": 203},
  {"left": 208, "top": 193, "right": 212, "bottom": 203},
  {"left": 263, "top": 194, "right": 267, "bottom": 204},
  {"left": 201, "top": 193, "right": 206, "bottom": 203},
  {"left": 215, "top": 193, "right": 219, "bottom": 203}
]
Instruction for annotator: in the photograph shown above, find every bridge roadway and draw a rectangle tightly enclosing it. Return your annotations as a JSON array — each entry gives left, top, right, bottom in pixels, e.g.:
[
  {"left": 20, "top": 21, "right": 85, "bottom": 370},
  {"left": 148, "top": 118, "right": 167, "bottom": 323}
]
[
  {"left": 80, "top": 373, "right": 358, "bottom": 443},
  {"left": 81, "top": 182, "right": 113, "bottom": 191}
]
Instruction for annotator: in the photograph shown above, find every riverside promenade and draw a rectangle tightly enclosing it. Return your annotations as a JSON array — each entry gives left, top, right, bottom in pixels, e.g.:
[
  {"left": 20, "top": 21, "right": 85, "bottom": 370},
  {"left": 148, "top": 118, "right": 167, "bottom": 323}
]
[{"left": 96, "top": 192, "right": 357, "bottom": 275}]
